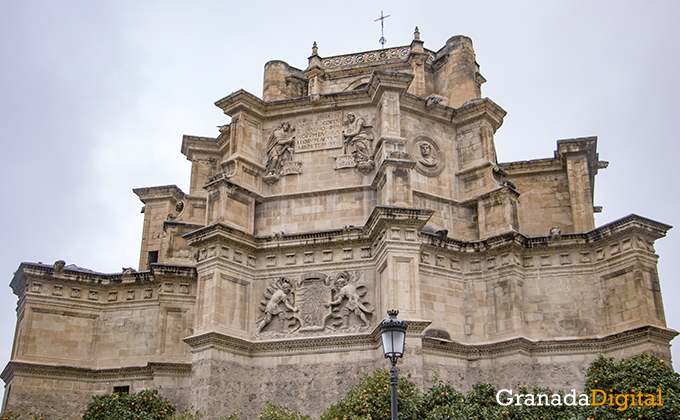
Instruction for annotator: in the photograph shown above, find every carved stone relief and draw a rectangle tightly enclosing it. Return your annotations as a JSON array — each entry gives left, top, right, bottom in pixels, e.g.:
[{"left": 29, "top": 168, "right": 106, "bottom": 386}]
[
  {"left": 264, "top": 122, "right": 301, "bottom": 184},
  {"left": 326, "top": 271, "right": 374, "bottom": 330},
  {"left": 334, "top": 113, "right": 375, "bottom": 174},
  {"left": 256, "top": 277, "right": 300, "bottom": 334},
  {"left": 410, "top": 136, "right": 445, "bottom": 176},
  {"left": 255, "top": 270, "right": 373, "bottom": 336}
]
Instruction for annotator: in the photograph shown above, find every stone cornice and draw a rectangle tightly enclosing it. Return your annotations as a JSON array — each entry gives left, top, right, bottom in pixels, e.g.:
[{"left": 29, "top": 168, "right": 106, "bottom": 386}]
[
  {"left": 203, "top": 176, "right": 264, "bottom": 203},
  {"left": 185, "top": 318, "right": 430, "bottom": 357},
  {"left": 586, "top": 214, "right": 671, "bottom": 241},
  {"left": 400, "top": 93, "right": 455, "bottom": 121},
  {"left": 256, "top": 227, "right": 367, "bottom": 252},
  {"left": 1, "top": 361, "right": 191, "bottom": 384},
  {"left": 423, "top": 214, "right": 671, "bottom": 253},
  {"left": 133, "top": 185, "right": 185, "bottom": 204},
  {"left": 150, "top": 264, "right": 197, "bottom": 278},
  {"left": 215, "top": 71, "right": 415, "bottom": 121},
  {"left": 177, "top": 209, "right": 668, "bottom": 264},
  {"left": 498, "top": 157, "right": 562, "bottom": 175},
  {"left": 10, "top": 263, "right": 195, "bottom": 296},
  {"left": 215, "top": 89, "right": 266, "bottom": 118},
  {"left": 452, "top": 98, "right": 507, "bottom": 131},
  {"left": 182, "top": 222, "right": 259, "bottom": 251},
  {"left": 181, "top": 134, "right": 222, "bottom": 160},
  {"left": 422, "top": 326, "right": 678, "bottom": 359},
  {"left": 366, "top": 70, "right": 414, "bottom": 101},
  {"left": 185, "top": 329, "right": 383, "bottom": 356},
  {"left": 364, "top": 206, "right": 435, "bottom": 241}
]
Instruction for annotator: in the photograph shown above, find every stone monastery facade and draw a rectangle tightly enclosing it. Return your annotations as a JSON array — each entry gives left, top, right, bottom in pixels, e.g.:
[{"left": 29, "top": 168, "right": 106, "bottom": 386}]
[{"left": 3, "top": 29, "right": 675, "bottom": 420}]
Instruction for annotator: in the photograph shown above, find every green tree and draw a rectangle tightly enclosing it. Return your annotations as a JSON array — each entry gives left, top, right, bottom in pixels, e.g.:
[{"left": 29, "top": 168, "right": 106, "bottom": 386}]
[
  {"left": 581, "top": 353, "right": 680, "bottom": 420},
  {"left": 320, "top": 369, "right": 422, "bottom": 420},
  {"left": 0, "top": 409, "right": 20, "bottom": 420},
  {"left": 257, "top": 402, "right": 310, "bottom": 420},
  {"left": 81, "top": 389, "right": 176, "bottom": 420}
]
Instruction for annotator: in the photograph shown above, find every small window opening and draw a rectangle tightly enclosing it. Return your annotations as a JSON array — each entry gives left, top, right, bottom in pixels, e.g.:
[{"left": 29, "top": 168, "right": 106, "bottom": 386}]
[
  {"left": 147, "top": 251, "right": 159, "bottom": 269},
  {"left": 113, "top": 385, "right": 130, "bottom": 395}
]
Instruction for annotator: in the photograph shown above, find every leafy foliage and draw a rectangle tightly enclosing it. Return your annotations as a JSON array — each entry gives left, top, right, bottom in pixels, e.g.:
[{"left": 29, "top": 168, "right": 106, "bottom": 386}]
[
  {"left": 258, "top": 403, "right": 310, "bottom": 420},
  {"left": 0, "top": 409, "right": 20, "bottom": 420},
  {"left": 0, "top": 411, "right": 43, "bottom": 420},
  {"left": 81, "top": 389, "right": 176, "bottom": 420},
  {"left": 580, "top": 353, "right": 680, "bottom": 419},
  {"left": 322, "top": 354, "right": 679, "bottom": 420},
  {"left": 320, "top": 368, "right": 422, "bottom": 420},
  {"left": 424, "top": 383, "right": 578, "bottom": 420}
]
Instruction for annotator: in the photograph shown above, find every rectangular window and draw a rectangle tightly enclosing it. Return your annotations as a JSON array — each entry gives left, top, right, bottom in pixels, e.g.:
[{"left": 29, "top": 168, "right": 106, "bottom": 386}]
[
  {"left": 148, "top": 250, "right": 159, "bottom": 269},
  {"left": 113, "top": 385, "right": 130, "bottom": 395}
]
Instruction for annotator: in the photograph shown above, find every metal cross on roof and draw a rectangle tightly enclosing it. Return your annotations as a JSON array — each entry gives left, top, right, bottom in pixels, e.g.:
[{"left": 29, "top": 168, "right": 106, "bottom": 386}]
[{"left": 374, "top": 10, "right": 390, "bottom": 49}]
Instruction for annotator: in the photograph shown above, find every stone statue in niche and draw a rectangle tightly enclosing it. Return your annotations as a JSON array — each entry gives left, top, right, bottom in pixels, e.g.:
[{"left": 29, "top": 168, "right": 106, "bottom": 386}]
[
  {"left": 256, "top": 277, "right": 300, "bottom": 334},
  {"left": 325, "top": 271, "right": 373, "bottom": 329},
  {"left": 264, "top": 122, "right": 297, "bottom": 184},
  {"left": 342, "top": 113, "right": 375, "bottom": 174}
]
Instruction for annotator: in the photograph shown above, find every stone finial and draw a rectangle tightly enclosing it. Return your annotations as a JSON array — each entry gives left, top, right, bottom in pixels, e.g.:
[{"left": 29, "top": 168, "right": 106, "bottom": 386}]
[
  {"left": 312, "top": 41, "right": 318, "bottom": 56},
  {"left": 414, "top": 26, "right": 420, "bottom": 41},
  {"left": 53, "top": 260, "right": 65, "bottom": 273},
  {"left": 549, "top": 226, "right": 562, "bottom": 240}
]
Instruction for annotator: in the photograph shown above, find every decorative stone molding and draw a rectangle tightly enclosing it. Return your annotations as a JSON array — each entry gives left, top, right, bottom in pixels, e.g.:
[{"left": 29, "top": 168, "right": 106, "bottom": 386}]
[
  {"left": 1, "top": 361, "right": 191, "bottom": 384},
  {"left": 185, "top": 329, "right": 385, "bottom": 357},
  {"left": 423, "top": 326, "right": 677, "bottom": 359},
  {"left": 321, "top": 47, "right": 425, "bottom": 69}
]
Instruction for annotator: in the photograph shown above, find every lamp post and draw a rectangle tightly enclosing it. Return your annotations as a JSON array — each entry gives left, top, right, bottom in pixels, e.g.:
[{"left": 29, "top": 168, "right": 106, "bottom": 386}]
[{"left": 379, "top": 309, "right": 408, "bottom": 420}]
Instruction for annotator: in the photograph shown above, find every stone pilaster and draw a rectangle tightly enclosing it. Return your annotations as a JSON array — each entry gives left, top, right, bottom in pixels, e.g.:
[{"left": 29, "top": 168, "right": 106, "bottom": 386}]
[{"left": 204, "top": 176, "right": 256, "bottom": 234}]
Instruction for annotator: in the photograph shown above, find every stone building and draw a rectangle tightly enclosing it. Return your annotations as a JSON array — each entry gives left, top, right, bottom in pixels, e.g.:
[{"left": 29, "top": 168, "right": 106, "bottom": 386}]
[{"left": 2, "top": 30, "right": 675, "bottom": 420}]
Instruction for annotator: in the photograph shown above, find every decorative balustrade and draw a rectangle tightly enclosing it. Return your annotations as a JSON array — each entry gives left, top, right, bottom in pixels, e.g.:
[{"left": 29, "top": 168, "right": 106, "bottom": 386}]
[{"left": 321, "top": 46, "right": 435, "bottom": 69}]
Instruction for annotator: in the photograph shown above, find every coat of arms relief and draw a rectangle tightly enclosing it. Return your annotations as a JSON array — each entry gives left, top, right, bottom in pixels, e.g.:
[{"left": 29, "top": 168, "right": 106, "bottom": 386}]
[{"left": 256, "top": 271, "right": 374, "bottom": 336}]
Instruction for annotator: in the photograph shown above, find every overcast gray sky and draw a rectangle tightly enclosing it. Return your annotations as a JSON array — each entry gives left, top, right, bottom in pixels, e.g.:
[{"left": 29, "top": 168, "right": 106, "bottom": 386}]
[{"left": 1, "top": 0, "right": 679, "bottom": 374}]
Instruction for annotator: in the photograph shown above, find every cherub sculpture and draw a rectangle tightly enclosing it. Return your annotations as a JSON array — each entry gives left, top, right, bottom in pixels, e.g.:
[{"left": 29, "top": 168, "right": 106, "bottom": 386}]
[
  {"left": 325, "top": 271, "right": 373, "bottom": 329},
  {"left": 256, "top": 277, "right": 300, "bottom": 333}
]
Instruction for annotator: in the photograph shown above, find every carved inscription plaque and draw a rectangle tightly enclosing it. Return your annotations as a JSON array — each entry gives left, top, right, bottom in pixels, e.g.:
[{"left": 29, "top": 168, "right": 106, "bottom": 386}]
[{"left": 295, "top": 112, "right": 342, "bottom": 153}]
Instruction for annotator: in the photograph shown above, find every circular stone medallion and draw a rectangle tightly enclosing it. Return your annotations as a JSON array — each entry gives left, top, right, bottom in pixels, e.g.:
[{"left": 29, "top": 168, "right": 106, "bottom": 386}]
[{"left": 410, "top": 136, "right": 445, "bottom": 176}]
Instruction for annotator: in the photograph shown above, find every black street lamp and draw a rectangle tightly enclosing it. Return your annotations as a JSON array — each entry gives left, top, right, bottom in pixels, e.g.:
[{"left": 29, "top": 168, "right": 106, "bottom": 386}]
[{"left": 379, "top": 309, "right": 408, "bottom": 420}]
